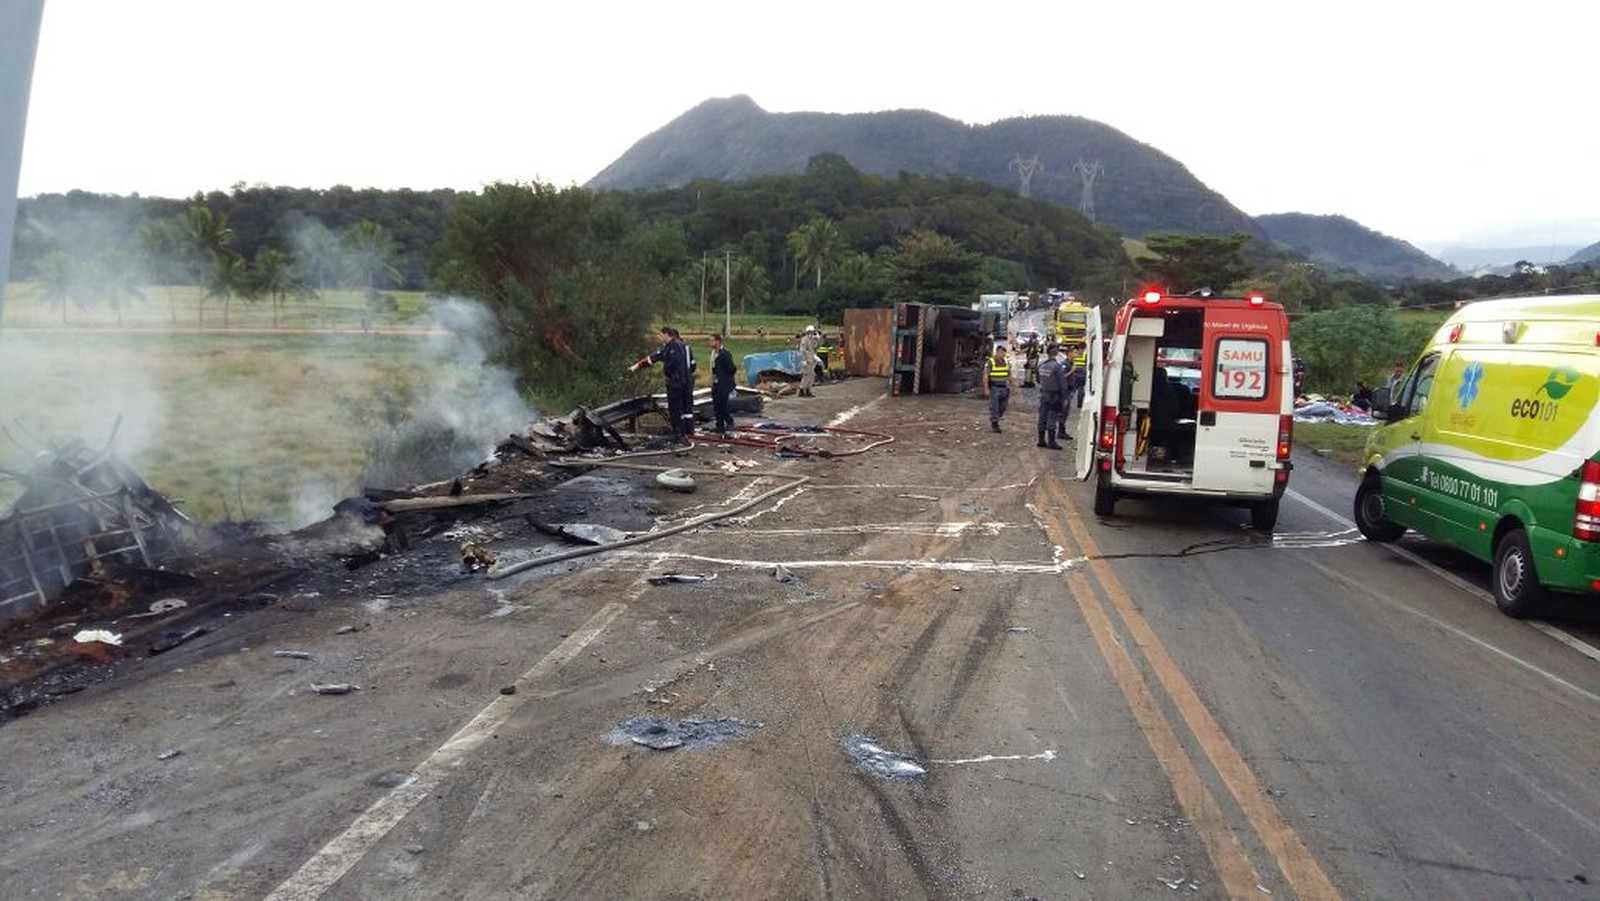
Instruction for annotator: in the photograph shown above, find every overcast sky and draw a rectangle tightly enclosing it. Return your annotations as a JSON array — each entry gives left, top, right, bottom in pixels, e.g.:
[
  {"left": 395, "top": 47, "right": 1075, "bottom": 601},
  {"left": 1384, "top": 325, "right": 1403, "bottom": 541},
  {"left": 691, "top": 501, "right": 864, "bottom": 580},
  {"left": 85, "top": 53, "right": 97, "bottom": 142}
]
[{"left": 15, "top": 0, "right": 1599, "bottom": 253}]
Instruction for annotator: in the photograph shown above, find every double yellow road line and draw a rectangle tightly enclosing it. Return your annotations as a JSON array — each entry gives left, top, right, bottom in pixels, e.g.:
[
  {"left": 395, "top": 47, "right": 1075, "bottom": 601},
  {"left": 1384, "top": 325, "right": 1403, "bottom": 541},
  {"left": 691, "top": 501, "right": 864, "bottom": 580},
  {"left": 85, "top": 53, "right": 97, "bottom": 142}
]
[{"left": 1036, "top": 474, "right": 1340, "bottom": 900}]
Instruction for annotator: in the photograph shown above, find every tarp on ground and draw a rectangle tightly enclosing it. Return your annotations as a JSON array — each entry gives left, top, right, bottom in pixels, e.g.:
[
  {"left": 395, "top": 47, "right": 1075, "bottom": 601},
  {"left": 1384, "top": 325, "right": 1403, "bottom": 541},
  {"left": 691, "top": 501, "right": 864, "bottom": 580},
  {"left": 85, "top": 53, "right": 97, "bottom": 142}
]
[{"left": 743, "top": 350, "right": 808, "bottom": 387}]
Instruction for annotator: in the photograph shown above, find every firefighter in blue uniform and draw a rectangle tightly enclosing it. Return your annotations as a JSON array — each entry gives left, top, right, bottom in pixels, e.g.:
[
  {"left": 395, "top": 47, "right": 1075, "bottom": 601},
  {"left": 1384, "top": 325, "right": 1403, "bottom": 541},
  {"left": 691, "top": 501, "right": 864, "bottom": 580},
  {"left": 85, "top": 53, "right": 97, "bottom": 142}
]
[{"left": 631, "top": 326, "right": 695, "bottom": 440}]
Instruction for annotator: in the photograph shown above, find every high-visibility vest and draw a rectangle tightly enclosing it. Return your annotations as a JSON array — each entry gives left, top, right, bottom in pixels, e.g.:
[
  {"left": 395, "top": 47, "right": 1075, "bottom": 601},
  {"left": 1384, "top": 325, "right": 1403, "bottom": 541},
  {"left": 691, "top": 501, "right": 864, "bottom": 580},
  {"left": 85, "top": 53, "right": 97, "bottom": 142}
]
[{"left": 989, "top": 358, "right": 1011, "bottom": 381}]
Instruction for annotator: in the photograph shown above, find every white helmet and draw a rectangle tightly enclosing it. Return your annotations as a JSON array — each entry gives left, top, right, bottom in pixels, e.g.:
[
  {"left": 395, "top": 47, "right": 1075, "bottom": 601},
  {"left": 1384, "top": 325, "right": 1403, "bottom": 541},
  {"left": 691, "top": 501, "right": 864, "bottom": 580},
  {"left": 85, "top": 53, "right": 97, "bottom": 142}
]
[{"left": 804, "top": 324, "right": 817, "bottom": 333}]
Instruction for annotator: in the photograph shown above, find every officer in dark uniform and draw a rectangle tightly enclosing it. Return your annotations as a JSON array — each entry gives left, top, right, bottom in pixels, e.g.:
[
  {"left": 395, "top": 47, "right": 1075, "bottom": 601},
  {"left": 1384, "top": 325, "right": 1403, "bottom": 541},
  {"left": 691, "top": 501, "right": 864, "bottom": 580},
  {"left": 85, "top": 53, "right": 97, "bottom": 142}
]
[
  {"left": 709, "top": 332, "right": 737, "bottom": 434},
  {"left": 631, "top": 326, "right": 695, "bottom": 440}
]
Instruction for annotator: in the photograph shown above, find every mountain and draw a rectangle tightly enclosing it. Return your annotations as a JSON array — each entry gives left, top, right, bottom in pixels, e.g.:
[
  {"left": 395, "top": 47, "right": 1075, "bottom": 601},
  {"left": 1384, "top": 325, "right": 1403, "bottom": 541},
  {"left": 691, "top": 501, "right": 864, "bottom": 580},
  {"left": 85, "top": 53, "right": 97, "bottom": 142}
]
[
  {"left": 1568, "top": 241, "right": 1600, "bottom": 265},
  {"left": 1432, "top": 244, "right": 1587, "bottom": 269},
  {"left": 1255, "top": 213, "right": 1457, "bottom": 282},
  {"left": 587, "top": 95, "right": 1261, "bottom": 241}
]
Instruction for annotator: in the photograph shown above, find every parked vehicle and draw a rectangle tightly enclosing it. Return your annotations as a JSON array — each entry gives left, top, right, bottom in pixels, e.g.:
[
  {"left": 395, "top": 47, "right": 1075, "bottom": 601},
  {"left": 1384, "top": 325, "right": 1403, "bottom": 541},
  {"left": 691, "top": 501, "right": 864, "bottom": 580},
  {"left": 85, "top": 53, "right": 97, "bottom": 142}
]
[
  {"left": 1354, "top": 294, "right": 1600, "bottom": 617},
  {"left": 1074, "top": 291, "right": 1295, "bottom": 531}
]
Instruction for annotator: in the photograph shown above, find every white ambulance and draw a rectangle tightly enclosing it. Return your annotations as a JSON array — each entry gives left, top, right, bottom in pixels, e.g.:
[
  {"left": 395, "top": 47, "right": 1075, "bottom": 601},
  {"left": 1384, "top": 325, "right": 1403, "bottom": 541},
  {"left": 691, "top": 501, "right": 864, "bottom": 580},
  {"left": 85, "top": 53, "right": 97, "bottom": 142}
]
[{"left": 1072, "top": 291, "right": 1296, "bottom": 530}]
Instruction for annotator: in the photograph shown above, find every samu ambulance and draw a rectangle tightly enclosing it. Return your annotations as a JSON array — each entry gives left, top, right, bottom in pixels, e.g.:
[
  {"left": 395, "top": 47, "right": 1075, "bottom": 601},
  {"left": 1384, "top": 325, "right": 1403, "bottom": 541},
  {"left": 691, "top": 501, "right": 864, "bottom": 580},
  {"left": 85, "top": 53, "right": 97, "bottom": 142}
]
[
  {"left": 1354, "top": 294, "right": 1600, "bottom": 618},
  {"left": 1072, "top": 291, "right": 1295, "bottom": 531}
]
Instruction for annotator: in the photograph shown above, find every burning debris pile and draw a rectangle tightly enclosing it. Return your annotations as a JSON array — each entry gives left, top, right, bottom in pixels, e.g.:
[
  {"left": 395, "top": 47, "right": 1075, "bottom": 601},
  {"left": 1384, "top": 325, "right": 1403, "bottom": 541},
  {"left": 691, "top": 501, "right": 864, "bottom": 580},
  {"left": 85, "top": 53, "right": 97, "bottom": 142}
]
[{"left": 0, "top": 440, "right": 191, "bottom": 625}]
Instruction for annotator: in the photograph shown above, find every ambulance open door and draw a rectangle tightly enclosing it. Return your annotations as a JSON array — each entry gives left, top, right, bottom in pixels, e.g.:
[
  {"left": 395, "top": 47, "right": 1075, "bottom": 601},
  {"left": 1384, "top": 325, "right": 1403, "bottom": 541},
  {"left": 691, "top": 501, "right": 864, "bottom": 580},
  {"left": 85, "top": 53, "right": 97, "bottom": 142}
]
[{"left": 1074, "top": 307, "right": 1103, "bottom": 481}]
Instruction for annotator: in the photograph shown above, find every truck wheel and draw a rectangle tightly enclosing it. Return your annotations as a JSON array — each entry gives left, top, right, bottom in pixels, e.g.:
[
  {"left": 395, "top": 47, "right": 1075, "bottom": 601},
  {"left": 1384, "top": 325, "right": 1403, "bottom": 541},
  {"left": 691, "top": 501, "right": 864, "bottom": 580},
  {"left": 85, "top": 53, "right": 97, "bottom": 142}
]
[
  {"left": 1250, "top": 498, "right": 1280, "bottom": 532},
  {"left": 1093, "top": 473, "right": 1116, "bottom": 517},
  {"left": 1492, "top": 528, "right": 1545, "bottom": 619},
  {"left": 1353, "top": 478, "right": 1405, "bottom": 542}
]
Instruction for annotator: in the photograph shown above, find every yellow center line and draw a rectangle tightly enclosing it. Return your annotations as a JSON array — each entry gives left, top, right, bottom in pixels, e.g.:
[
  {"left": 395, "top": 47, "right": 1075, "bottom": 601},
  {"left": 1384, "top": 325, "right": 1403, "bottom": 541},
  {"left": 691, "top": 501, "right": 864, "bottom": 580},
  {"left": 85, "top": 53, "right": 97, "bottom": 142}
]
[{"left": 1041, "top": 473, "right": 1340, "bottom": 900}]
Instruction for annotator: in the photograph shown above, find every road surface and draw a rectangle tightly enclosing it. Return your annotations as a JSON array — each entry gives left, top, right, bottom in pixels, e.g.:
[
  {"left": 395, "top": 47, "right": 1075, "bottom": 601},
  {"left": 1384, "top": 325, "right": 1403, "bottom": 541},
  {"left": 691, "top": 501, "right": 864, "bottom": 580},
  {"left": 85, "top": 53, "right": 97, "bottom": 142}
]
[{"left": 1, "top": 344, "right": 1597, "bottom": 899}]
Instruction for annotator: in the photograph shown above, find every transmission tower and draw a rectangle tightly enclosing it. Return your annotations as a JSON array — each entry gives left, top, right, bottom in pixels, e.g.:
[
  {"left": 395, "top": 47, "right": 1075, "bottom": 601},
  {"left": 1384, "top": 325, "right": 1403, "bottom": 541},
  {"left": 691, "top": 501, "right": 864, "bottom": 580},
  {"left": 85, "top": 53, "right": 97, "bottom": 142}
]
[
  {"left": 1074, "top": 159, "right": 1103, "bottom": 224},
  {"left": 1009, "top": 154, "right": 1043, "bottom": 199}
]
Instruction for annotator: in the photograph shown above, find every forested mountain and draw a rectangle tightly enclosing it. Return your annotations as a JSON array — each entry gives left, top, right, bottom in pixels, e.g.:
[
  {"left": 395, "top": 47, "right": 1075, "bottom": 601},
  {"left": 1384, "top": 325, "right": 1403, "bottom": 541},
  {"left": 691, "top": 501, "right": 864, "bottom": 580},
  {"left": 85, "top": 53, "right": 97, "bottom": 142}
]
[
  {"left": 1255, "top": 213, "right": 1457, "bottom": 283},
  {"left": 588, "top": 95, "right": 1261, "bottom": 241}
]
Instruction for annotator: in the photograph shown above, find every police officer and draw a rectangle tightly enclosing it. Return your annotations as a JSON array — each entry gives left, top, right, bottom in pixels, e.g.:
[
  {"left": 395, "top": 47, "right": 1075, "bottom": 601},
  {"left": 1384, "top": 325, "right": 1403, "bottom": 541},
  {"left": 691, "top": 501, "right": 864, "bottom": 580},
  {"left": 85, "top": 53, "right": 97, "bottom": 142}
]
[
  {"left": 708, "top": 332, "right": 737, "bottom": 434},
  {"left": 1036, "top": 344, "right": 1066, "bottom": 449},
  {"left": 1059, "top": 342, "right": 1087, "bottom": 441},
  {"left": 984, "top": 342, "right": 1011, "bottom": 432},
  {"left": 630, "top": 326, "right": 694, "bottom": 441}
]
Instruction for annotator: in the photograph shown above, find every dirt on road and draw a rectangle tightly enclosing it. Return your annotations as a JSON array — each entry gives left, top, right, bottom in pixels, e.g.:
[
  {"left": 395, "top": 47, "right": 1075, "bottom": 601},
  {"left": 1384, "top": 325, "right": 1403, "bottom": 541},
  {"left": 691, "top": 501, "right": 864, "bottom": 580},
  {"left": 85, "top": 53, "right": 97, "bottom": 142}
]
[{"left": 0, "top": 377, "right": 1213, "bottom": 899}]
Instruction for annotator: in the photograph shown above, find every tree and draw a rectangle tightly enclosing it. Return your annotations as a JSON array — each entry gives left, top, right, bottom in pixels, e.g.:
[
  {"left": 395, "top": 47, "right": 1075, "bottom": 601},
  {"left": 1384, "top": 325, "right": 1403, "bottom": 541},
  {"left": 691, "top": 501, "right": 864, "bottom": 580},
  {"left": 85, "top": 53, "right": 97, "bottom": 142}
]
[
  {"left": 293, "top": 220, "right": 346, "bottom": 291},
  {"left": 883, "top": 230, "right": 983, "bottom": 305},
  {"left": 246, "top": 248, "right": 300, "bottom": 326},
  {"left": 1290, "top": 305, "right": 1433, "bottom": 393},
  {"left": 135, "top": 218, "right": 185, "bottom": 321},
  {"left": 89, "top": 249, "right": 146, "bottom": 326},
  {"left": 205, "top": 251, "right": 246, "bottom": 328},
  {"left": 787, "top": 217, "right": 845, "bottom": 289},
  {"left": 180, "top": 205, "right": 235, "bottom": 325},
  {"left": 728, "top": 256, "right": 770, "bottom": 318},
  {"left": 435, "top": 181, "right": 664, "bottom": 407},
  {"left": 31, "top": 252, "right": 82, "bottom": 324},
  {"left": 1141, "top": 232, "right": 1254, "bottom": 296},
  {"left": 344, "top": 220, "right": 401, "bottom": 299}
]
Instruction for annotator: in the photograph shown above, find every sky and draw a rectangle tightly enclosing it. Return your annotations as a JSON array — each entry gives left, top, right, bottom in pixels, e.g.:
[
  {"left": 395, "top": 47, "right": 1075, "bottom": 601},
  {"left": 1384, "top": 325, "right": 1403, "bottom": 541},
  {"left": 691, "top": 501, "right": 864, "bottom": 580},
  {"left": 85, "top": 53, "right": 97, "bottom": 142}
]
[{"left": 14, "top": 0, "right": 1600, "bottom": 254}]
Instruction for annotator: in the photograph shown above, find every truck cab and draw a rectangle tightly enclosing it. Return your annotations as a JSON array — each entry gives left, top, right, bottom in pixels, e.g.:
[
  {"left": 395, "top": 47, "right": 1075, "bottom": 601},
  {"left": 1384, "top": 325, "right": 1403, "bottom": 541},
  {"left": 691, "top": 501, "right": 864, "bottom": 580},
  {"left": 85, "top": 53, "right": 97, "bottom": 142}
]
[{"left": 1075, "top": 291, "right": 1295, "bottom": 531}]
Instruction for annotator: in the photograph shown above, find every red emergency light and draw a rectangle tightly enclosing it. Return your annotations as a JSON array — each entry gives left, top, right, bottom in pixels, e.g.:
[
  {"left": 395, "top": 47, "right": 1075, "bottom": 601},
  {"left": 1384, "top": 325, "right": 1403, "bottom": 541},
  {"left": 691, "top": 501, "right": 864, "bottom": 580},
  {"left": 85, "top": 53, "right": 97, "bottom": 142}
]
[
  {"left": 1141, "top": 291, "right": 1162, "bottom": 305},
  {"left": 1247, "top": 294, "right": 1266, "bottom": 306}
]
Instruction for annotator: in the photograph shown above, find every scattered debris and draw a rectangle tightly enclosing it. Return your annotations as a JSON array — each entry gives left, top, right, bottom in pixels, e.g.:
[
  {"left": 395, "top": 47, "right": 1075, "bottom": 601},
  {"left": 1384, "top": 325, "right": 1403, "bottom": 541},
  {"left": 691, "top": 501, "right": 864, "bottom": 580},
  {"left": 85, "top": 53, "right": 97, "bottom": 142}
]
[
  {"left": 534, "top": 522, "right": 634, "bottom": 546},
  {"left": 655, "top": 469, "right": 697, "bottom": 493},
  {"left": 1, "top": 439, "right": 191, "bottom": 625},
  {"left": 310, "top": 682, "right": 359, "bottom": 695},
  {"left": 459, "top": 541, "right": 497, "bottom": 573},
  {"left": 148, "top": 626, "right": 209, "bottom": 655},
  {"left": 498, "top": 685, "right": 517, "bottom": 696},
  {"left": 335, "top": 623, "right": 369, "bottom": 635},
  {"left": 772, "top": 564, "right": 794, "bottom": 583},
  {"left": 646, "top": 573, "right": 717, "bottom": 586},
  {"left": 605, "top": 715, "right": 762, "bottom": 751},
  {"left": 147, "top": 598, "right": 187, "bottom": 614},
  {"left": 1006, "top": 626, "right": 1033, "bottom": 633},
  {"left": 72, "top": 629, "right": 122, "bottom": 646},
  {"left": 272, "top": 650, "right": 313, "bottom": 660},
  {"left": 403, "top": 844, "right": 425, "bottom": 855},
  {"left": 843, "top": 734, "right": 927, "bottom": 779},
  {"left": 156, "top": 748, "right": 184, "bottom": 760}
]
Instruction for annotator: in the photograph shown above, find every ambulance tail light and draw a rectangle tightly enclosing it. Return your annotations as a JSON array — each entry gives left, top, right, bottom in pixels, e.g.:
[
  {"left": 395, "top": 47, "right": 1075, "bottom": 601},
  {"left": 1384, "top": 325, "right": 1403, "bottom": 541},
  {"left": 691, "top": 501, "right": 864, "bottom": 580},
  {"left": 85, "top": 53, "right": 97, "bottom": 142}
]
[
  {"left": 1276, "top": 415, "right": 1293, "bottom": 462},
  {"left": 1099, "top": 406, "right": 1119, "bottom": 452},
  {"left": 1574, "top": 460, "right": 1600, "bottom": 541},
  {"left": 1248, "top": 294, "right": 1266, "bottom": 306}
]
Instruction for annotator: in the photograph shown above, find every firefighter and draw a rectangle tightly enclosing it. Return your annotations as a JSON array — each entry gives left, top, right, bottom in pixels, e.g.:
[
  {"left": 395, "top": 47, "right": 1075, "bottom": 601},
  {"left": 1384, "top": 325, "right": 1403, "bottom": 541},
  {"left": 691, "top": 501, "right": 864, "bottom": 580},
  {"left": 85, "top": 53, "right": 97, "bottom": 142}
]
[{"left": 630, "top": 326, "right": 694, "bottom": 440}]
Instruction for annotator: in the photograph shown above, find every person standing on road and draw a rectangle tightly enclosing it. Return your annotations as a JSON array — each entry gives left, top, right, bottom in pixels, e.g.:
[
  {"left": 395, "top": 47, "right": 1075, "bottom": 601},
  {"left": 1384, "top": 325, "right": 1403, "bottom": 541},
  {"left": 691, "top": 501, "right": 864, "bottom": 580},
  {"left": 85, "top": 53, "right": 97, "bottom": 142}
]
[
  {"left": 1060, "top": 343, "right": 1087, "bottom": 441},
  {"left": 671, "top": 327, "right": 696, "bottom": 437},
  {"left": 798, "top": 325, "right": 822, "bottom": 397},
  {"left": 983, "top": 343, "right": 1011, "bottom": 432},
  {"left": 709, "top": 332, "right": 737, "bottom": 434},
  {"left": 1036, "top": 344, "right": 1066, "bottom": 449},
  {"left": 630, "top": 326, "right": 694, "bottom": 441}
]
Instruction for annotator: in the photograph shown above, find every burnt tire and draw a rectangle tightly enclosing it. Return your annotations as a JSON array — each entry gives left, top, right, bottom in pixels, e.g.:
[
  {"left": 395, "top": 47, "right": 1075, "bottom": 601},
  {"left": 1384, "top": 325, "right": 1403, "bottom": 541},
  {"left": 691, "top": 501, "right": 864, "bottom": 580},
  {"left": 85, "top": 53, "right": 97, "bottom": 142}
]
[
  {"left": 1093, "top": 473, "right": 1116, "bottom": 517},
  {"left": 1492, "top": 528, "right": 1545, "bottom": 619},
  {"left": 1354, "top": 478, "right": 1405, "bottom": 542},
  {"left": 1250, "top": 497, "right": 1280, "bottom": 532}
]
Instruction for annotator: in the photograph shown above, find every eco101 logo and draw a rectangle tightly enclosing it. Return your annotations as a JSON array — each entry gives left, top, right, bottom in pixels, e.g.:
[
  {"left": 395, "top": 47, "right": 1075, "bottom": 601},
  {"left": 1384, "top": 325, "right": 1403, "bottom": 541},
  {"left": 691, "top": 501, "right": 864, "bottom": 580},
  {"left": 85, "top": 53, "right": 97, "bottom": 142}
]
[{"left": 1510, "top": 366, "right": 1581, "bottom": 421}]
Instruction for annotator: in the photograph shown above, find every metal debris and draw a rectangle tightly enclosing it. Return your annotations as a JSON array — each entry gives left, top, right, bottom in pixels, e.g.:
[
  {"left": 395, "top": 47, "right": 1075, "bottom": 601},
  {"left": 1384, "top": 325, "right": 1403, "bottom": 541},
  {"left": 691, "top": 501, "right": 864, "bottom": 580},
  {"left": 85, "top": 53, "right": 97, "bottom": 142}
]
[
  {"left": 646, "top": 573, "right": 717, "bottom": 585},
  {"left": 148, "top": 626, "right": 209, "bottom": 655},
  {"left": 844, "top": 734, "right": 927, "bottom": 779},
  {"left": 460, "top": 541, "right": 497, "bottom": 573},
  {"left": 605, "top": 715, "right": 761, "bottom": 751},
  {"left": 310, "top": 683, "right": 360, "bottom": 695},
  {"left": 156, "top": 749, "right": 184, "bottom": 760},
  {"left": 272, "top": 650, "right": 313, "bottom": 660},
  {"left": 534, "top": 522, "right": 634, "bottom": 546},
  {"left": 772, "top": 564, "right": 794, "bottom": 583},
  {"left": 72, "top": 629, "right": 122, "bottom": 646}
]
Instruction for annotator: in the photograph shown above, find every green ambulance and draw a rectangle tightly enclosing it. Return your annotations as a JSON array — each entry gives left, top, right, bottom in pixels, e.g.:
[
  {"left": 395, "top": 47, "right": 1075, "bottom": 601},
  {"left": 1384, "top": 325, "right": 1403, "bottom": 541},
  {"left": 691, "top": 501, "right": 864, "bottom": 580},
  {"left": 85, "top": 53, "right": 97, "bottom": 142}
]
[{"left": 1355, "top": 295, "right": 1600, "bottom": 618}]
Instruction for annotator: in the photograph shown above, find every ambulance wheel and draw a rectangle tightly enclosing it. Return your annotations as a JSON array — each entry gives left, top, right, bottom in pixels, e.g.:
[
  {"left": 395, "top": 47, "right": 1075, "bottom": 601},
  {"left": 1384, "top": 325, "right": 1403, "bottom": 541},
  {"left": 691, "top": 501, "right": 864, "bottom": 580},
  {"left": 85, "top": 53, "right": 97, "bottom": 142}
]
[
  {"left": 1492, "top": 528, "right": 1545, "bottom": 619},
  {"left": 1250, "top": 498, "right": 1280, "bottom": 532},
  {"left": 1093, "top": 474, "right": 1116, "bottom": 517},
  {"left": 1354, "top": 478, "right": 1405, "bottom": 542}
]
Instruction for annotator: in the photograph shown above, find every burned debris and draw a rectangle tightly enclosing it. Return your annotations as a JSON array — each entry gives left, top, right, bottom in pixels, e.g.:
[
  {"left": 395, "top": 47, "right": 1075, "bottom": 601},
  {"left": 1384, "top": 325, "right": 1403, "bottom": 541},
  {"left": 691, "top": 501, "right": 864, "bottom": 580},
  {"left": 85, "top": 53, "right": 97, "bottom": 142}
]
[{"left": 1, "top": 439, "right": 191, "bottom": 625}]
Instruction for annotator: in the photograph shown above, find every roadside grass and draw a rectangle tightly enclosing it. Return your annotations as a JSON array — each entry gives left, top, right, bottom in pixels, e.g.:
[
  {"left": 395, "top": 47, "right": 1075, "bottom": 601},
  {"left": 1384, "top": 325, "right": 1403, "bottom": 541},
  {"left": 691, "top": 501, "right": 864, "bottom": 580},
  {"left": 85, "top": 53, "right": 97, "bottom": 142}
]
[
  {"left": 1295, "top": 421, "right": 1373, "bottom": 468},
  {"left": 3, "top": 282, "right": 433, "bottom": 331}
]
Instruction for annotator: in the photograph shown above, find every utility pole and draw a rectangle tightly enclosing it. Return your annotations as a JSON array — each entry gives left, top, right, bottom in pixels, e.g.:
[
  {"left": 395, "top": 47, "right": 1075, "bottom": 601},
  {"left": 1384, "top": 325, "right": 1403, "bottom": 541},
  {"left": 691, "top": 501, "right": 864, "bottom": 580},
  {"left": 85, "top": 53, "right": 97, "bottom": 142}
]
[
  {"left": 1009, "top": 154, "right": 1043, "bottom": 199},
  {"left": 723, "top": 249, "right": 735, "bottom": 337}
]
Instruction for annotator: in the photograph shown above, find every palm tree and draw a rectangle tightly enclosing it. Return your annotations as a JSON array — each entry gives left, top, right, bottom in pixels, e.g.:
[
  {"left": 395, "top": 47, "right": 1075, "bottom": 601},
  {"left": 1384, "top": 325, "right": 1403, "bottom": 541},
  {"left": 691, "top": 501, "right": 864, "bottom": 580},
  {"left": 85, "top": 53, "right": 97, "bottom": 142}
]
[
  {"left": 249, "top": 248, "right": 297, "bottom": 327},
  {"left": 181, "top": 206, "right": 234, "bottom": 326},
  {"left": 787, "top": 217, "right": 845, "bottom": 290},
  {"left": 205, "top": 251, "right": 245, "bottom": 328},
  {"left": 32, "top": 251, "right": 81, "bottom": 324},
  {"left": 293, "top": 221, "right": 345, "bottom": 291},
  {"left": 135, "top": 218, "right": 184, "bottom": 322},
  {"left": 91, "top": 249, "right": 146, "bottom": 326},
  {"left": 729, "top": 257, "right": 770, "bottom": 319},
  {"left": 344, "top": 220, "right": 401, "bottom": 299}
]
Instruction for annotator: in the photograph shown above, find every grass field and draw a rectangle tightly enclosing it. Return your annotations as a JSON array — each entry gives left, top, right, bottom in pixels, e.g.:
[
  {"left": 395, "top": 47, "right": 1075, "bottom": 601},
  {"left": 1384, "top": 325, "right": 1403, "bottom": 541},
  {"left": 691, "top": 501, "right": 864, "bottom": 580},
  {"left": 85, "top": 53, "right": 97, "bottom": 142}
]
[
  {"left": 1294, "top": 420, "right": 1373, "bottom": 468},
  {"left": 0, "top": 284, "right": 842, "bottom": 526}
]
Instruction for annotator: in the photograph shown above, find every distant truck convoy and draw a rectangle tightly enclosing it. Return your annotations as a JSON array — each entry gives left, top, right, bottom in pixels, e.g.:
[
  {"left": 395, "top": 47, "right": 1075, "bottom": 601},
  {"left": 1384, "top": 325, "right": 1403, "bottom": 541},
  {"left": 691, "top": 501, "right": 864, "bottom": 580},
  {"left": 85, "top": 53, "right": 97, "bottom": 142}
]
[{"left": 978, "top": 293, "right": 1017, "bottom": 339}]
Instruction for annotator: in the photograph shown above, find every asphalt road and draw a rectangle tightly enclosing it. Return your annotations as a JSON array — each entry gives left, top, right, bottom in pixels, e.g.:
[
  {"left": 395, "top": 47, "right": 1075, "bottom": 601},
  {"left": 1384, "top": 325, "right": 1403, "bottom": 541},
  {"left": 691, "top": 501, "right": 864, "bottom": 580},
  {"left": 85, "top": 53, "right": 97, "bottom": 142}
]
[{"left": 1, "top": 338, "right": 1597, "bottom": 899}]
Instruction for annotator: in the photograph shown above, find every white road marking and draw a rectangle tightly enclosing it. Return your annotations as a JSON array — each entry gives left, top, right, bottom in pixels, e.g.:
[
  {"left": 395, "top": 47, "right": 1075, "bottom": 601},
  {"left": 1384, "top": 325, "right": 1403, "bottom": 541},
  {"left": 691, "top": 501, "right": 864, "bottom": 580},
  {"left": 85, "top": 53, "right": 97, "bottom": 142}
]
[
  {"left": 929, "top": 749, "right": 1058, "bottom": 766},
  {"left": 613, "top": 550, "right": 1070, "bottom": 575},
  {"left": 1287, "top": 488, "right": 1600, "bottom": 665},
  {"left": 730, "top": 521, "right": 1011, "bottom": 537},
  {"left": 827, "top": 394, "right": 884, "bottom": 427},
  {"left": 264, "top": 600, "right": 628, "bottom": 900}
]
